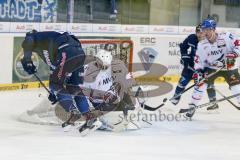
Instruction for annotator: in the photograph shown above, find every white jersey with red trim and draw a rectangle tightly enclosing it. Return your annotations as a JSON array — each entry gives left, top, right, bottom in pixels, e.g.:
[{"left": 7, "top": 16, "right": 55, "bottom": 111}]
[{"left": 194, "top": 32, "right": 240, "bottom": 70}]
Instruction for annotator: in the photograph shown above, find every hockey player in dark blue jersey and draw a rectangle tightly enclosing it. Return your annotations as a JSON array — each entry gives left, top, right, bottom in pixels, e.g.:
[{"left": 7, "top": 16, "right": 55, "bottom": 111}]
[
  {"left": 170, "top": 24, "right": 217, "bottom": 109},
  {"left": 20, "top": 30, "right": 102, "bottom": 132}
]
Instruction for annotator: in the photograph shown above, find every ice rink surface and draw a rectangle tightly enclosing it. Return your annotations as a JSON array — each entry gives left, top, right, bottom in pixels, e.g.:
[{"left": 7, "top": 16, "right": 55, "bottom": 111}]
[{"left": 0, "top": 85, "right": 240, "bottom": 160}]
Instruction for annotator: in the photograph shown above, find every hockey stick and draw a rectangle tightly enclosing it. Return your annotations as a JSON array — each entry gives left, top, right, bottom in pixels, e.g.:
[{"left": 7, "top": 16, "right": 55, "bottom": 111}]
[
  {"left": 33, "top": 73, "right": 51, "bottom": 95},
  {"left": 139, "top": 98, "right": 167, "bottom": 111},
  {"left": 214, "top": 87, "right": 240, "bottom": 110},
  {"left": 34, "top": 73, "right": 59, "bottom": 105},
  {"left": 179, "top": 91, "right": 240, "bottom": 113},
  {"left": 169, "top": 66, "right": 224, "bottom": 101},
  {"left": 135, "top": 86, "right": 167, "bottom": 111}
]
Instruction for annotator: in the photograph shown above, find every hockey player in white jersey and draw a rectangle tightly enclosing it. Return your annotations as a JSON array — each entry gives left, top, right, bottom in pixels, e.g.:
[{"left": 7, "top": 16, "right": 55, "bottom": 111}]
[{"left": 186, "top": 18, "right": 240, "bottom": 118}]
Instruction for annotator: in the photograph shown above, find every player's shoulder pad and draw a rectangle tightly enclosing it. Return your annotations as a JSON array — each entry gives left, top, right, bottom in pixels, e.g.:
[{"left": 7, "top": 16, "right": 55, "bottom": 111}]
[
  {"left": 197, "top": 38, "right": 209, "bottom": 50},
  {"left": 111, "top": 59, "right": 128, "bottom": 74},
  {"left": 111, "top": 59, "right": 127, "bottom": 69},
  {"left": 22, "top": 34, "right": 35, "bottom": 49},
  {"left": 182, "top": 34, "right": 198, "bottom": 46},
  {"left": 223, "top": 32, "right": 236, "bottom": 40},
  {"left": 84, "top": 61, "right": 100, "bottom": 76},
  {"left": 187, "top": 34, "right": 198, "bottom": 40},
  {"left": 199, "top": 38, "right": 209, "bottom": 45}
]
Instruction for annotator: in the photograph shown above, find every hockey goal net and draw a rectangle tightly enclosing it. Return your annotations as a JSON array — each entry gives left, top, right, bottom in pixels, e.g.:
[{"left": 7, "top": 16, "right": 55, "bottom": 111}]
[{"left": 18, "top": 39, "right": 134, "bottom": 125}]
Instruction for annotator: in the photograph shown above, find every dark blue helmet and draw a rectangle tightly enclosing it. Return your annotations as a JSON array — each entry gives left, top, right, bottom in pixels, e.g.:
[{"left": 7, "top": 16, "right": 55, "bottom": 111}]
[
  {"left": 201, "top": 19, "right": 216, "bottom": 30},
  {"left": 195, "top": 23, "right": 202, "bottom": 33}
]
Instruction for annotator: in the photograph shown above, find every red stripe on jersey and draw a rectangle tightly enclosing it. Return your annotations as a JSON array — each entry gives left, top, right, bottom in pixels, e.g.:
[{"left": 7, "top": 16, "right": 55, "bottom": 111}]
[
  {"left": 234, "top": 40, "right": 240, "bottom": 46},
  {"left": 194, "top": 55, "right": 199, "bottom": 64}
]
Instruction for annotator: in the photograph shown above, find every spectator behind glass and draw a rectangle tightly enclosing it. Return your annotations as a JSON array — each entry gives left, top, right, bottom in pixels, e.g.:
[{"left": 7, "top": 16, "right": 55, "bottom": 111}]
[{"left": 110, "top": 0, "right": 117, "bottom": 19}]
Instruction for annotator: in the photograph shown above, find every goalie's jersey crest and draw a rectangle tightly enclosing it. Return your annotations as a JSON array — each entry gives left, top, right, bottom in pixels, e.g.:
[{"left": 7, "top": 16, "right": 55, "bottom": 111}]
[
  {"left": 99, "top": 76, "right": 113, "bottom": 86},
  {"left": 83, "top": 65, "right": 113, "bottom": 92}
]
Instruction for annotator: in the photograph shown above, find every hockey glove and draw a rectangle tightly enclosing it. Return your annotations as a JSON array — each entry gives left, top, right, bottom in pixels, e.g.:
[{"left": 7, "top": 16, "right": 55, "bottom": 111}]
[
  {"left": 180, "top": 55, "right": 191, "bottom": 67},
  {"left": 103, "top": 82, "right": 121, "bottom": 104},
  {"left": 212, "top": 60, "right": 225, "bottom": 68},
  {"left": 103, "top": 90, "right": 118, "bottom": 104},
  {"left": 226, "top": 53, "right": 238, "bottom": 69},
  {"left": 48, "top": 92, "right": 58, "bottom": 105},
  {"left": 21, "top": 58, "right": 36, "bottom": 75},
  {"left": 192, "top": 70, "right": 207, "bottom": 85}
]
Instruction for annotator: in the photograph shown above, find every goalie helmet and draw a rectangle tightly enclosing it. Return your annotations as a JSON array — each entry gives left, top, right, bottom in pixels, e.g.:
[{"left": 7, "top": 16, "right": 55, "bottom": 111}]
[{"left": 95, "top": 49, "right": 113, "bottom": 68}]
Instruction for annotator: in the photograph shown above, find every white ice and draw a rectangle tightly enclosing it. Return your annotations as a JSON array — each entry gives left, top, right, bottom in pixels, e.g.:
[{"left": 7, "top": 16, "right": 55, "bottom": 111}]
[{"left": 0, "top": 85, "right": 240, "bottom": 160}]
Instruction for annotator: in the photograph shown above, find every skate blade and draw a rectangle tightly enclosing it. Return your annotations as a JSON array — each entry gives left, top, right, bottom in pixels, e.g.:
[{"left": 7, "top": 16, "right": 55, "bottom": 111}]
[
  {"left": 80, "top": 121, "right": 102, "bottom": 137},
  {"left": 198, "top": 109, "right": 220, "bottom": 115},
  {"left": 98, "top": 123, "right": 115, "bottom": 131},
  {"left": 62, "top": 122, "right": 84, "bottom": 132},
  {"left": 206, "top": 109, "right": 220, "bottom": 114}
]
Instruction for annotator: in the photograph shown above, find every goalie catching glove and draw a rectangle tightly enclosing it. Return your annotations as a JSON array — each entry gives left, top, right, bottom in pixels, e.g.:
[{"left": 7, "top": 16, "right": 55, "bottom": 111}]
[{"left": 103, "top": 82, "right": 121, "bottom": 104}]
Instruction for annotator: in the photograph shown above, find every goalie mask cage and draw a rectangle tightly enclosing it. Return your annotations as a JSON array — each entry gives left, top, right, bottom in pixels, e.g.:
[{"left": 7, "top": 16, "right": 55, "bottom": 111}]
[{"left": 18, "top": 39, "right": 134, "bottom": 125}]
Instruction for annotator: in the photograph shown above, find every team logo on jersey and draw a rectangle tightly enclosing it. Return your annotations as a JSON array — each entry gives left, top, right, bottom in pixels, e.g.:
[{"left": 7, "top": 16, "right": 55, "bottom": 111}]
[
  {"left": 138, "top": 47, "right": 158, "bottom": 71},
  {"left": 98, "top": 76, "right": 113, "bottom": 86},
  {"left": 210, "top": 49, "right": 223, "bottom": 55},
  {"left": 102, "top": 77, "right": 113, "bottom": 85}
]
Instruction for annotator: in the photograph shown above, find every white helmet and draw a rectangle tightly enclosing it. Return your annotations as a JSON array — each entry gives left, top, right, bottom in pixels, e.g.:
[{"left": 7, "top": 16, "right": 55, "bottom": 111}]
[{"left": 95, "top": 49, "right": 113, "bottom": 68}]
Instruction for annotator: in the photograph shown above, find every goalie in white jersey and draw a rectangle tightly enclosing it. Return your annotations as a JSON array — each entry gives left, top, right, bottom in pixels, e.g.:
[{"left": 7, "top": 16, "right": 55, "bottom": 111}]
[
  {"left": 62, "top": 48, "right": 135, "bottom": 134},
  {"left": 186, "top": 18, "right": 240, "bottom": 118}
]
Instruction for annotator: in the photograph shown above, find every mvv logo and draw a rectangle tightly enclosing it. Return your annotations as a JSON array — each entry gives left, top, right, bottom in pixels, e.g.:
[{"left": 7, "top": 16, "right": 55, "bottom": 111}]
[
  {"left": 211, "top": 49, "right": 223, "bottom": 55},
  {"left": 103, "top": 77, "right": 113, "bottom": 85}
]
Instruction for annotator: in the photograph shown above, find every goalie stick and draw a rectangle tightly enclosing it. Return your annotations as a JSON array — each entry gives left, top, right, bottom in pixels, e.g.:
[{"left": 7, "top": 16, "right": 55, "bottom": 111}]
[
  {"left": 169, "top": 66, "right": 225, "bottom": 101},
  {"left": 179, "top": 91, "right": 240, "bottom": 113},
  {"left": 135, "top": 86, "right": 167, "bottom": 111},
  {"left": 139, "top": 98, "right": 167, "bottom": 111}
]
